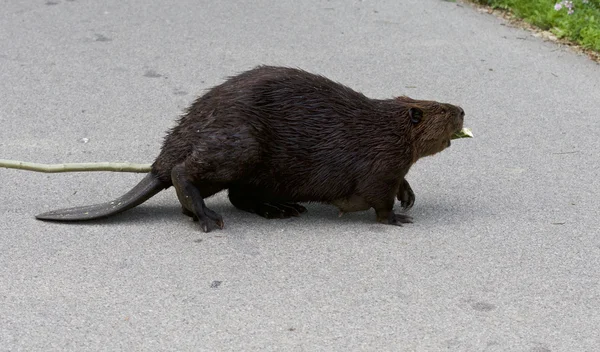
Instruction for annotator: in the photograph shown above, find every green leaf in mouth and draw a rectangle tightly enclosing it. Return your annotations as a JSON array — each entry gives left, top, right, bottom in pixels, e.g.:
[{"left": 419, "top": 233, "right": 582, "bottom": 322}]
[{"left": 451, "top": 127, "right": 473, "bottom": 140}]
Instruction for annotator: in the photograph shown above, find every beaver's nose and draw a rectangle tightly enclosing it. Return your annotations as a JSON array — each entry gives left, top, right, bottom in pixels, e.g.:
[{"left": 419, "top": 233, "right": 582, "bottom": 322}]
[{"left": 458, "top": 107, "right": 465, "bottom": 119}]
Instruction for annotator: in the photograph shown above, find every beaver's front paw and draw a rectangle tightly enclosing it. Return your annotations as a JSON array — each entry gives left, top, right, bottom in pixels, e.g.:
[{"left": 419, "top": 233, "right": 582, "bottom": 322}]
[{"left": 397, "top": 178, "right": 415, "bottom": 210}]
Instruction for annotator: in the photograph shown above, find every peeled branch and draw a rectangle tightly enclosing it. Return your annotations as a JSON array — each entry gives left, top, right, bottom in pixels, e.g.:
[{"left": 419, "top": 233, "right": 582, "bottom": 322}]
[{"left": 0, "top": 159, "right": 152, "bottom": 173}]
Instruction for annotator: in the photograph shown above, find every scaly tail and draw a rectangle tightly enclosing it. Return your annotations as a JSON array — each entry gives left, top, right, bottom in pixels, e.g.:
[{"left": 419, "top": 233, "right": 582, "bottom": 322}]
[{"left": 35, "top": 173, "right": 168, "bottom": 221}]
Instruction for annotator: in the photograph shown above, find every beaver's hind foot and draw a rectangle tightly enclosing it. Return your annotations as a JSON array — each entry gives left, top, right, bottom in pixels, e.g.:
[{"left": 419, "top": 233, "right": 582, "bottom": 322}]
[
  {"left": 255, "top": 202, "right": 307, "bottom": 219},
  {"left": 228, "top": 187, "right": 307, "bottom": 219}
]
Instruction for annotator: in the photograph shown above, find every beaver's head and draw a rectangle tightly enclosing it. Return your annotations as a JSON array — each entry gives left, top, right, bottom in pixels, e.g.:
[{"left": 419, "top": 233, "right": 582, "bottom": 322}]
[{"left": 396, "top": 96, "right": 464, "bottom": 162}]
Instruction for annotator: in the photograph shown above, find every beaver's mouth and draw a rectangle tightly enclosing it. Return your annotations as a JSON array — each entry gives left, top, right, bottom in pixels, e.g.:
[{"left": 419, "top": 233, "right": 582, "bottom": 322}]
[
  {"left": 449, "top": 121, "right": 464, "bottom": 139},
  {"left": 444, "top": 108, "right": 465, "bottom": 149},
  {"left": 447, "top": 124, "right": 462, "bottom": 145}
]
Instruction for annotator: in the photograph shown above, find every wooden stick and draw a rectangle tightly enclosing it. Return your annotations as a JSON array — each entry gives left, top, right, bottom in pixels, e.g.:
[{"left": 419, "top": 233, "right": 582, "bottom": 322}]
[{"left": 0, "top": 159, "right": 152, "bottom": 173}]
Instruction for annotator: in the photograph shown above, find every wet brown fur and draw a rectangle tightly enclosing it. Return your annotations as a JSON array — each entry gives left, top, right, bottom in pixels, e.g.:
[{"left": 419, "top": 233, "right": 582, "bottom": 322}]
[{"left": 36, "top": 65, "right": 464, "bottom": 231}]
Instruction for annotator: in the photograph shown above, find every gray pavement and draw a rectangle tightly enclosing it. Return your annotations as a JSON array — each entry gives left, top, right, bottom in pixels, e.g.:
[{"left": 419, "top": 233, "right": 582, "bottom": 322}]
[{"left": 1, "top": 0, "right": 599, "bottom": 351}]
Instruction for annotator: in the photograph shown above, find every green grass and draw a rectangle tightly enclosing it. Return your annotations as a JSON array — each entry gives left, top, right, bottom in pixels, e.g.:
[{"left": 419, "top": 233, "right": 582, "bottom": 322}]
[{"left": 472, "top": 0, "right": 600, "bottom": 52}]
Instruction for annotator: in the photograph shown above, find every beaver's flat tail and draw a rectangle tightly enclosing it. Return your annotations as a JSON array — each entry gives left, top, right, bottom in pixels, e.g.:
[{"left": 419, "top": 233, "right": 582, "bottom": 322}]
[{"left": 35, "top": 173, "right": 167, "bottom": 221}]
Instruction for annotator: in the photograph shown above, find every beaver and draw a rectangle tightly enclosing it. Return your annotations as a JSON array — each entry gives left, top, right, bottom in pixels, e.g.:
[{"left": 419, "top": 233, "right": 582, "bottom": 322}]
[{"left": 35, "top": 65, "right": 465, "bottom": 232}]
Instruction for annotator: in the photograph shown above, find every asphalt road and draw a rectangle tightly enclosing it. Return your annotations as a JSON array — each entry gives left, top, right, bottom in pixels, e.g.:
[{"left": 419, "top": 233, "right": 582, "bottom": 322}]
[{"left": 1, "top": 0, "right": 599, "bottom": 351}]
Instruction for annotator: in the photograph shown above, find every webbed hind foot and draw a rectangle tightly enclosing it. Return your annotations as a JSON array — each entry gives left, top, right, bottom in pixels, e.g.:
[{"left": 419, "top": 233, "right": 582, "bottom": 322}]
[
  {"left": 255, "top": 202, "right": 307, "bottom": 219},
  {"left": 228, "top": 187, "right": 306, "bottom": 219}
]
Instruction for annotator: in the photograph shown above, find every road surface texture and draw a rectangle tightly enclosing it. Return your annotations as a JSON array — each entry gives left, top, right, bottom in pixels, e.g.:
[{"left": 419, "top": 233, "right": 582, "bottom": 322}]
[{"left": 1, "top": 0, "right": 599, "bottom": 351}]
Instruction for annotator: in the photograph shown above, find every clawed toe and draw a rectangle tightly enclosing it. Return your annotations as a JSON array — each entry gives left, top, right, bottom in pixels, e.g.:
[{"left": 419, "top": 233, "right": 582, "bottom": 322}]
[
  {"left": 203, "top": 208, "right": 224, "bottom": 228},
  {"left": 182, "top": 206, "right": 224, "bottom": 232}
]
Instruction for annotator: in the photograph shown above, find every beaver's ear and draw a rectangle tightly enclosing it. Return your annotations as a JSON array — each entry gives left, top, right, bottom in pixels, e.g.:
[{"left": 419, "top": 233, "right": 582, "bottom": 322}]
[{"left": 409, "top": 107, "right": 423, "bottom": 124}]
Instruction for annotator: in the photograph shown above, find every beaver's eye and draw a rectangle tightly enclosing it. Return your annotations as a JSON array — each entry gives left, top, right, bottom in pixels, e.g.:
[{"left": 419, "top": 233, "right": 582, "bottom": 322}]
[{"left": 409, "top": 107, "right": 423, "bottom": 124}]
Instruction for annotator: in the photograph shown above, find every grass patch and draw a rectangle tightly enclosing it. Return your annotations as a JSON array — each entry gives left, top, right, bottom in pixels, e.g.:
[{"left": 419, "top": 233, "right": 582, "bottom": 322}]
[{"left": 472, "top": 0, "right": 600, "bottom": 53}]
